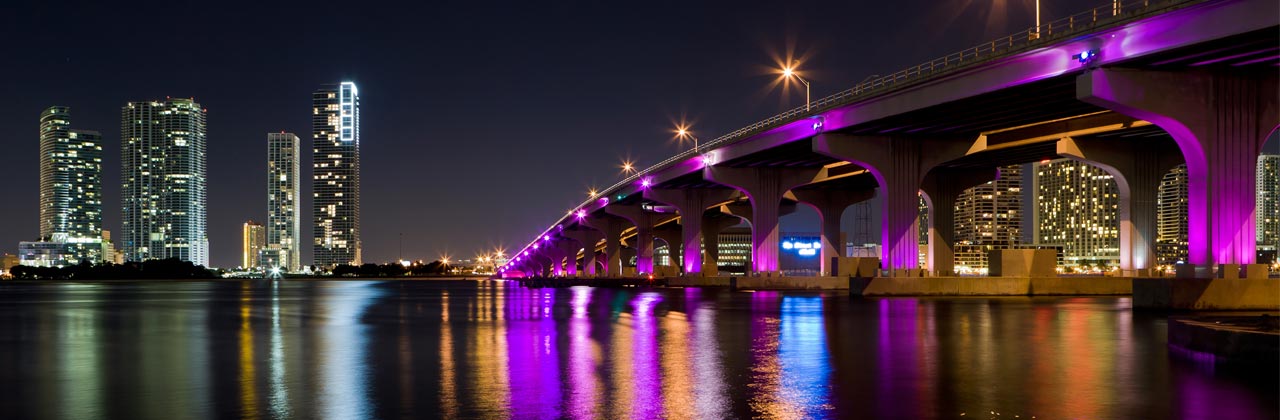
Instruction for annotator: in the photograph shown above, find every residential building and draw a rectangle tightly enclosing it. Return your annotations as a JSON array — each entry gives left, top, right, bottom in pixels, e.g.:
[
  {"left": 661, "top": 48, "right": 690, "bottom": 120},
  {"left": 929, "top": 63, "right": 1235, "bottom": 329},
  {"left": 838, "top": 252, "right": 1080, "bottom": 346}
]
[
  {"left": 120, "top": 98, "right": 208, "bottom": 266},
  {"left": 267, "top": 132, "right": 301, "bottom": 271},
  {"left": 243, "top": 221, "right": 266, "bottom": 269},
  {"left": 313, "top": 82, "right": 361, "bottom": 267}
]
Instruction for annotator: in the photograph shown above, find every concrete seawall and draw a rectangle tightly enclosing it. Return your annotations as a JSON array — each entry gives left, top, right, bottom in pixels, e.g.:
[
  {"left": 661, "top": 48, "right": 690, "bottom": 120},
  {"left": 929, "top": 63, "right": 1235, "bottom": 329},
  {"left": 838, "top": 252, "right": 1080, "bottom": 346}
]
[{"left": 667, "top": 275, "right": 1132, "bottom": 295}]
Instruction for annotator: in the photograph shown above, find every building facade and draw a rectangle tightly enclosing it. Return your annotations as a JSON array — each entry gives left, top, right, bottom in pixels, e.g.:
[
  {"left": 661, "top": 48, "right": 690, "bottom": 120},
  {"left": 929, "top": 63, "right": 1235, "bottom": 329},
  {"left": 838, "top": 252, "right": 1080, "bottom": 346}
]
[
  {"left": 267, "top": 132, "right": 301, "bottom": 271},
  {"left": 951, "top": 164, "right": 1023, "bottom": 272},
  {"left": 1035, "top": 159, "right": 1120, "bottom": 269},
  {"left": 120, "top": 98, "right": 209, "bottom": 266},
  {"left": 1156, "top": 164, "right": 1189, "bottom": 266},
  {"left": 21, "top": 106, "right": 105, "bottom": 267},
  {"left": 1257, "top": 154, "right": 1280, "bottom": 258},
  {"left": 243, "top": 221, "right": 266, "bottom": 269},
  {"left": 312, "top": 82, "right": 362, "bottom": 267}
]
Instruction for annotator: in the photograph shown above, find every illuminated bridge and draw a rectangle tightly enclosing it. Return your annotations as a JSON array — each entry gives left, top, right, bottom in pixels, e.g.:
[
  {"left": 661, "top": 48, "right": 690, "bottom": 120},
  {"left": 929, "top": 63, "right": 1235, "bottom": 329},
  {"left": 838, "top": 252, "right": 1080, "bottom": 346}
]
[{"left": 495, "top": 0, "right": 1278, "bottom": 309}]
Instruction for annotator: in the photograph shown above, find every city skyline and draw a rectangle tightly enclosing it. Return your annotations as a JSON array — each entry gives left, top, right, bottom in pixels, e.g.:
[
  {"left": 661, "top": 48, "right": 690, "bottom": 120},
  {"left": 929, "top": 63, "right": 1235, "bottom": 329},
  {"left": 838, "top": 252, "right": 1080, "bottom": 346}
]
[{"left": 2, "top": 0, "right": 1276, "bottom": 269}]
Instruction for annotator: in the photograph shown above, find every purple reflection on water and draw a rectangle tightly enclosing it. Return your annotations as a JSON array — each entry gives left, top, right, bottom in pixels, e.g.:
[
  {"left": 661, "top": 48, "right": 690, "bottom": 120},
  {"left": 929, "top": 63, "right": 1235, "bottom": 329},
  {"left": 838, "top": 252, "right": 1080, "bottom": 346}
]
[
  {"left": 877, "top": 299, "right": 925, "bottom": 418},
  {"left": 630, "top": 292, "right": 664, "bottom": 419},
  {"left": 567, "top": 287, "right": 597, "bottom": 417},
  {"left": 506, "top": 289, "right": 559, "bottom": 418}
]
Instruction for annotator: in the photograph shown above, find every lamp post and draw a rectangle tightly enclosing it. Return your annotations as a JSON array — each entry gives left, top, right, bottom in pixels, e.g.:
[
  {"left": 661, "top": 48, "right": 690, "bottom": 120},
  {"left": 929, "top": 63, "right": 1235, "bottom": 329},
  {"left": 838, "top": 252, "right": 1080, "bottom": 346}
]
[
  {"left": 675, "top": 125, "right": 699, "bottom": 153},
  {"left": 781, "top": 65, "right": 811, "bottom": 111}
]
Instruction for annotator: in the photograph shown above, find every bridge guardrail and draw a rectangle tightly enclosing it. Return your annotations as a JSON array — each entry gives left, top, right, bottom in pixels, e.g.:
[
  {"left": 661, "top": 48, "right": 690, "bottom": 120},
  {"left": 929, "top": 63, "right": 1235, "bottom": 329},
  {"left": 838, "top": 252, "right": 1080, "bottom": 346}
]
[{"left": 510, "top": 0, "right": 1204, "bottom": 264}]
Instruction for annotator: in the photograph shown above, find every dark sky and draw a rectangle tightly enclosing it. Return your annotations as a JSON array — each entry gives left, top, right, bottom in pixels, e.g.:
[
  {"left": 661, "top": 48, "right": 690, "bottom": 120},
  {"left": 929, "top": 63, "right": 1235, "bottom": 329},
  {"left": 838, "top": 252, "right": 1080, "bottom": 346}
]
[{"left": 0, "top": 0, "right": 1100, "bottom": 268}]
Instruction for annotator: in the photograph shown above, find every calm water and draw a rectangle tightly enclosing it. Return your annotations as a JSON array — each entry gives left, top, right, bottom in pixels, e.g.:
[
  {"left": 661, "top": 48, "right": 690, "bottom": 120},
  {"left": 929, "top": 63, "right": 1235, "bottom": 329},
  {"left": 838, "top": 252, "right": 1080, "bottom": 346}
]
[{"left": 0, "top": 280, "right": 1275, "bottom": 420}]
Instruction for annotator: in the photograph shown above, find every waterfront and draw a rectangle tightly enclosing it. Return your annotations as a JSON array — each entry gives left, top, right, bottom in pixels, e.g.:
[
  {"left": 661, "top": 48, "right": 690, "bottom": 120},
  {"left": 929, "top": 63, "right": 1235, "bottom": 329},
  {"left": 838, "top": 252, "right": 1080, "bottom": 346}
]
[{"left": 0, "top": 279, "right": 1275, "bottom": 419}]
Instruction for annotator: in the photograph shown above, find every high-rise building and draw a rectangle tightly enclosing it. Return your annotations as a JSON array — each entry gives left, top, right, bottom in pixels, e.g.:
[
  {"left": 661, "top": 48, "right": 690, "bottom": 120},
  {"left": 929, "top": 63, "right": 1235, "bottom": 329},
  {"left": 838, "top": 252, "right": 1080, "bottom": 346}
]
[
  {"left": 1035, "top": 159, "right": 1120, "bottom": 268},
  {"left": 121, "top": 98, "right": 208, "bottom": 266},
  {"left": 243, "top": 221, "right": 266, "bottom": 269},
  {"left": 1257, "top": 154, "right": 1280, "bottom": 253},
  {"left": 21, "top": 106, "right": 104, "bottom": 267},
  {"left": 267, "top": 132, "right": 301, "bottom": 271},
  {"left": 951, "top": 164, "right": 1023, "bottom": 272},
  {"left": 1156, "top": 164, "right": 1189, "bottom": 266},
  {"left": 312, "top": 82, "right": 361, "bottom": 267}
]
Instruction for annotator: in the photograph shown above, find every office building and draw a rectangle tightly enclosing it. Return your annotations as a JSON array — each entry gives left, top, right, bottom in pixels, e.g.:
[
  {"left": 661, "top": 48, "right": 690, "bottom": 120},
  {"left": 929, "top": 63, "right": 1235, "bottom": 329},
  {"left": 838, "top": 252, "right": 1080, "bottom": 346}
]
[
  {"left": 313, "top": 82, "right": 362, "bottom": 267},
  {"left": 1035, "top": 159, "right": 1120, "bottom": 269},
  {"left": 243, "top": 221, "right": 266, "bottom": 269},
  {"left": 267, "top": 132, "right": 301, "bottom": 271},
  {"left": 120, "top": 98, "right": 208, "bottom": 266}
]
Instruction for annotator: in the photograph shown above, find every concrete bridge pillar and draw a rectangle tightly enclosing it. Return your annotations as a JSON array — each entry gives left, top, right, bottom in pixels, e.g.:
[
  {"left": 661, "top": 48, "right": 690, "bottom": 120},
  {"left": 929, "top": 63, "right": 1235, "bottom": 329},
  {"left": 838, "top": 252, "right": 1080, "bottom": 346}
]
[
  {"left": 1057, "top": 136, "right": 1183, "bottom": 275},
  {"left": 555, "top": 239, "right": 580, "bottom": 277},
  {"left": 654, "top": 224, "right": 682, "bottom": 272},
  {"left": 919, "top": 167, "right": 998, "bottom": 276},
  {"left": 792, "top": 188, "right": 876, "bottom": 276},
  {"left": 563, "top": 229, "right": 604, "bottom": 277},
  {"left": 814, "top": 133, "right": 971, "bottom": 275},
  {"left": 644, "top": 188, "right": 738, "bottom": 276},
  {"left": 704, "top": 167, "right": 822, "bottom": 275},
  {"left": 1079, "top": 68, "right": 1279, "bottom": 277},
  {"left": 582, "top": 214, "right": 627, "bottom": 277},
  {"left": 606, "top": 204, "right": 659, "bottom": 275},
  {"left": 701, "top": 215, "right": 744, "bottom": 276}
]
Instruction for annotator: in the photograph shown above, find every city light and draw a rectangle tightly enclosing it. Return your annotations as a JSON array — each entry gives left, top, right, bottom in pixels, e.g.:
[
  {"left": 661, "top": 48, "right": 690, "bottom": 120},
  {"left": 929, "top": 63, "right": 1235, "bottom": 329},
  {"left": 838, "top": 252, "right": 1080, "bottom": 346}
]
[
  {"left": 674, "top": 124, "right": 699, "bottom": 153},
  {"left": 620, "top": 159, "right": 635, "bottom": 174},
  {"left": 778, "top": 62, "right": 811, "bottom": 111}
]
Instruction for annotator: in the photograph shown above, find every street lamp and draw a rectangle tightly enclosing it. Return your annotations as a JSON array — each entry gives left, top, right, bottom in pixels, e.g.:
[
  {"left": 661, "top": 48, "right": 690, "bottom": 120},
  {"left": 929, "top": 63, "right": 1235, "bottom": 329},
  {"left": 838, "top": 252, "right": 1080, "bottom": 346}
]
[
  {"left": 620, "top": 159, "right": 636, "bottom": 174},
  {"left": 675, "top": 125, "right": 699, "bottom": 153},
  {"left": 780, "top": 64, "right": 811, "bottom": 111}
]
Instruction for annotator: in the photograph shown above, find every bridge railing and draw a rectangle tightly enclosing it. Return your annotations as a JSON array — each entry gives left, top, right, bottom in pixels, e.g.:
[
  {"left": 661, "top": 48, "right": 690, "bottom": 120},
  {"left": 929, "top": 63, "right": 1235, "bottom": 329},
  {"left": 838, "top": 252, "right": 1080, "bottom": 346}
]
[{"left": 511, "top": 0, "right": 1203, "bottom": 265}]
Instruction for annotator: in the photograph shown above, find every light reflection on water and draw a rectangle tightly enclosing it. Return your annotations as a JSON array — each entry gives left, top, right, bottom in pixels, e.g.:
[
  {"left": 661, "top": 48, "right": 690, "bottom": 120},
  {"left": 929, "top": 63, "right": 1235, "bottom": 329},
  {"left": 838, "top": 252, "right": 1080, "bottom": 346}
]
[{"left": 0, "top": 280, "right": 1275, "bottom": 419}]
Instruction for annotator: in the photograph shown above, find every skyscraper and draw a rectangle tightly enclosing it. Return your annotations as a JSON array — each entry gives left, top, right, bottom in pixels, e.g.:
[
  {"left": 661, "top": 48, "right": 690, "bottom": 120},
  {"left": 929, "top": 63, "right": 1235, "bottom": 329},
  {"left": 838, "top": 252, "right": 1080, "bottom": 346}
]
[
  {"left": 1035, "top": 159, "right": 1120, "bottom": 268},
  {"left": 121, "top": 98, "right": 209, "bottom": 266},
  {"left": 243, "top": 221, "right": 265, "bottom": 269},
  {"left": 313, "top": 82, "right": 362, "bottom": 267},
  {"left": 21, "top": 106, "right": 104, "bottom": 267},
  {"left": 1257, "top": 154, "right": 1280, "bottom": 255},
  {"left": 267, "top": 132, "right": 301, "bottom": 271},
  {"left": 1156, "top": 164, "right": 1189, "bottom": 266}
]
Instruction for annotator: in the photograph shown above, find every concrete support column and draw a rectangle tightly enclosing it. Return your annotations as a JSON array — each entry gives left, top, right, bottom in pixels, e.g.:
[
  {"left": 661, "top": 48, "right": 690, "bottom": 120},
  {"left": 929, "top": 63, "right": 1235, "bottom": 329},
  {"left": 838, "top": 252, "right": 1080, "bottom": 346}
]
[
  {"left": 605, "top": 204, "right": 658, "bottom": 275},
  {"left": 792, "top": 188, "right": 876, "bottom": 275},
  {"left": 556, "top": 239, "right": 579, "bottom": 277},
  {"left": 920, "top": 168, "right": 997, "bottom": 276},
  {"left": 704, "top": 167, "right": 822, "bottom": 275},
  {"left": 814, "top": 133, "right": 970, "bottom": 274},
  {"left": 563, "top": 229, "right": 604, "bottom": 277},
  {"left": 583, "top": 214, "right": 627, "bottom": 277},
  {"left": 1079, "top": 68, "right": 1279, "bottom": 276},
  {"left": 654, "top": 226, "right": 682, "bottom": 270},
  {"left": 644, "top": 188, "right": 738, "bottom": 275},
  {"left": 1057, "top": 136, "right": 1183, "bottom": 273},
  {"left": 700, "top": 216, "right": 742, "bottom": 276}
]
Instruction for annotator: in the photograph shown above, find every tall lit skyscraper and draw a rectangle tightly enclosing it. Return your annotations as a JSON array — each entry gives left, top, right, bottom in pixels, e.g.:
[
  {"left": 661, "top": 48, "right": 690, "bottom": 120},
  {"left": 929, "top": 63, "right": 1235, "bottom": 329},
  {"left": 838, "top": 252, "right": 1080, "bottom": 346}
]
[
  {"left": 243, "top": 221, "right": 265, "bottom": 269},
  {"left": 1035, "top": 159, "right": 1120, "bottom": 268},
  {"left": 312, "top": 82, "right": 361, "bottom": 267},
  {"left": 121, "top": 98, "right": 209, "bottom": 266},
  {"left": 267, "top": 132, "right": 301, "bottom": 271},
  {"left": 1156, "top": 165, "right": 1189, "bottom": 265},
  {"left": 21, "top": 106, "right": 104, "bottom": 267},
  {"left": 1257, "top": 154, "right": 1280, "bottom": 254}
]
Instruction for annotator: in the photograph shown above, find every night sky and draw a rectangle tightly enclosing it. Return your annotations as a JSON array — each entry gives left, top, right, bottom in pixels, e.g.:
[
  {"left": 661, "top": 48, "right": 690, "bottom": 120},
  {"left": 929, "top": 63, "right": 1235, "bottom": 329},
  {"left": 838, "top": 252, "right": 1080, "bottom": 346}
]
[{"left": 1, "top": 0, "right": 1101, "bottom": 268}]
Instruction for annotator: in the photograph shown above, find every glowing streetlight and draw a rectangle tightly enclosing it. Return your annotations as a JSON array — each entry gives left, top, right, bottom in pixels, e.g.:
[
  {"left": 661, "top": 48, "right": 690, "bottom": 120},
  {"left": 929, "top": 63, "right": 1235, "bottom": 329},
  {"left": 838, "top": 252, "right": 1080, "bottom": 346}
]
[
  {"left": 675, "top": 124, "right": 699, "bottom": 153},
  {"left": 588, "top": 188, "right": 598, "bottom": 198},
  {"left": 620, "top": 159, "right": 635, "bottom": 174},
  {"left": 780, "top": 64, "right": 811, "bottom": 111}
]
